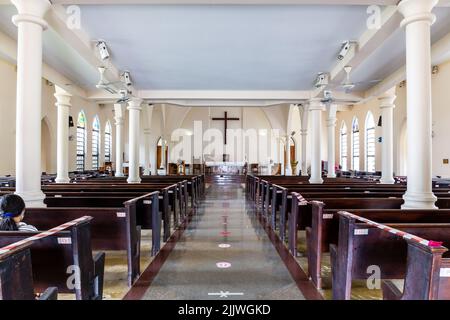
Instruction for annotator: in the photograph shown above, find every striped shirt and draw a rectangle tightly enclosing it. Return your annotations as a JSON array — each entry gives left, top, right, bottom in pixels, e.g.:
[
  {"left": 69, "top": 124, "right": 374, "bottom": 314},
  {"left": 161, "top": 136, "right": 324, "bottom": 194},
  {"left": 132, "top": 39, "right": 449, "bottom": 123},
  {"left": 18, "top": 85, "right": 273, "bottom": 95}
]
[{"left": 16, "top": 222, "right": 38, "bottom": 232}]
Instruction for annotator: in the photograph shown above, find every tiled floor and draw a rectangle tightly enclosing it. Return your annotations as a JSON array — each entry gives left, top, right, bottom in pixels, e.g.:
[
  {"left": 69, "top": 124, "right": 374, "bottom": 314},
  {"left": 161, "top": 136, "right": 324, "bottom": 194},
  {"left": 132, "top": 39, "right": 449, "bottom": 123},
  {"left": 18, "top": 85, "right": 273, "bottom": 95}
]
[{"left": 141, "top": 182, "right": 305, "bottom": 300}]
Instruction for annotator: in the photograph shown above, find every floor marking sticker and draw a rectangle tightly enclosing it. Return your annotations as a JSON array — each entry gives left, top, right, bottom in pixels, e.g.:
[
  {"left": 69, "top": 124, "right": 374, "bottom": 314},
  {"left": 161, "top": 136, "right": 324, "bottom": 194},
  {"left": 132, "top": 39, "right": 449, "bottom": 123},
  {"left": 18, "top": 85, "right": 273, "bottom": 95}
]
[
  {"left": 218, "top": 244, "right": 231, "bottom": 248},
  {"left": 216, "top": 262, "right": 231, "bottom": 269},
  {"left": 208, "top": 291, "right": 244, "bottom": 298}
]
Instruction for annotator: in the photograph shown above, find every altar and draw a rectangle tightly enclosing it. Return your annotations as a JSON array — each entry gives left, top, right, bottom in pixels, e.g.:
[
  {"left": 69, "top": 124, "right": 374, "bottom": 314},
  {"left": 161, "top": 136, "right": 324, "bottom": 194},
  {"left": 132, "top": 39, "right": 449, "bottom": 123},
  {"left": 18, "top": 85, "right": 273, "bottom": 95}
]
[{"left": 205, "top": 162, "right": 245, "bottom": 175}]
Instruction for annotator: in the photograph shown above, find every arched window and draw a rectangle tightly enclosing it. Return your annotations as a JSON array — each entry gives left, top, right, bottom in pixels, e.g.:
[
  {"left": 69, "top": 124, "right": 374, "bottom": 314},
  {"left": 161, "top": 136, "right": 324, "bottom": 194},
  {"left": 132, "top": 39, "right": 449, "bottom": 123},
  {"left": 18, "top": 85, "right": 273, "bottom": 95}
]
[
  {"left": 76, "top": 111, "right": 87, "bottom": 171},
  {"left": 365, "top": 112, "right": 376, "bottom": 172},
  {"left": 92, "top": 116, "right": 101, "bottom": 170},
  {"left": 340, "top": 122, "right": 348, "bottom": 171},
  {"left": 351, "top": 117, "right": 360, "bottom": 171},
  {"left": 104, "top": 121, "right": 112, "bottom": 162}
]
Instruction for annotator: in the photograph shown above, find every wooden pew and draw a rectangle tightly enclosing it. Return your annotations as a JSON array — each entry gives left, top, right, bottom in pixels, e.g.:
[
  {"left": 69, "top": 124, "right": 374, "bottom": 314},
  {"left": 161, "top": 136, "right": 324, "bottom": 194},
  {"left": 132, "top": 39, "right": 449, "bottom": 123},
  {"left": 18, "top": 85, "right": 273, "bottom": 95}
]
[
  {"left": 0, "top": 216, "right": 104, "bottom": 300},
  {"left": 0, "top": 244, "right": 58, "bottom": 300},
  {"left": 305, "top": 200, "right": 450, "bottom": 289},
  {"left": 331, "top": 211, "right": 450, "bottom": 300},
  {"left": 44, "top": 189, "right": 173, "bottom": 242},
  {"left": 23, "top": 205, "right": 146, "bottom": 287}
]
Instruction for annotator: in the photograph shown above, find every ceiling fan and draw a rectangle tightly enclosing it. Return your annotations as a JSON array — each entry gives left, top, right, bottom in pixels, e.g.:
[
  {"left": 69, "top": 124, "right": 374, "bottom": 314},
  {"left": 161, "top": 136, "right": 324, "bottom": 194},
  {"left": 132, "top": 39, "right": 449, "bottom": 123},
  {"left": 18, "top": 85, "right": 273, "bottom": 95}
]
[
  {"left": 96, "top": 66, "right": 128, "bottom": 94},
  {"left": 321, "top": 90, "right": 359, "bottom": 105},
  {"left": 329, "top": 66, "right": 381, "bottom": 93}
]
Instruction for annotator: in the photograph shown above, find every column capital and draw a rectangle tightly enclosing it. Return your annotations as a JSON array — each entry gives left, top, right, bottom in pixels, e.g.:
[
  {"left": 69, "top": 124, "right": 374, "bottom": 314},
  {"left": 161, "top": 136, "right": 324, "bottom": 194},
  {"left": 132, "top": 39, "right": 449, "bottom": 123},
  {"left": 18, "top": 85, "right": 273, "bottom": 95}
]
[
  {"left": 54, "top": 86, "right": 72, "bottom": 108},
  {"left": 11, "top": 0, "right": 51, "bottom": 30},
  {"left": 398, "top": 0, "right": 438, "bottom": 28},
  {"left": 127, "top": 98, "right": 143, "bottom": 111},
  {"left": 326, "top": 118, "right": 337, "bottom": 128},
  {"left": 308, "top": 99, "right": 325, "bottom": 111},
  {"left": 114, "top": 117, "right": 124, "bottom": 126},
  {"left": 379, "top": 89, "right": 397, "bottom": 109}
]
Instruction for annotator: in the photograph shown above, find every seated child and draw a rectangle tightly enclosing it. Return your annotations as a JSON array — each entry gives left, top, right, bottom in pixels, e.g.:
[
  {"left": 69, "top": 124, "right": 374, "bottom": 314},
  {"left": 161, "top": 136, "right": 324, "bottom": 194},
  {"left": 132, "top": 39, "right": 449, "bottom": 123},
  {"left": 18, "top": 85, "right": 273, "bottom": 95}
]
[{"left": 0, "top": 194, "right": 38, "bottom": 232}]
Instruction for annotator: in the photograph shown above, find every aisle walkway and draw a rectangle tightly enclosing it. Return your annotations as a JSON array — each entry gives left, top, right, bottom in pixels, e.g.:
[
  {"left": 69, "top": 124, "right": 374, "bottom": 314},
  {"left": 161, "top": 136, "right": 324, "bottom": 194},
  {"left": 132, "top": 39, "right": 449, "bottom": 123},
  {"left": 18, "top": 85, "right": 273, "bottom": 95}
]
[{"left": 140, "top": 181, "right": 306, "bottom": 300}]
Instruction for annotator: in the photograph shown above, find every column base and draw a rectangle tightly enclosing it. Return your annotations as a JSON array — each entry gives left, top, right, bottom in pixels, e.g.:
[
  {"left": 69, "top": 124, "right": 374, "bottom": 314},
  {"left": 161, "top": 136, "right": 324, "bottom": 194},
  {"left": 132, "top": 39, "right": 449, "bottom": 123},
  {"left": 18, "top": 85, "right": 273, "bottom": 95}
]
[
  {"left": 327, "top": 174, "right": 337, "bottom": 179},
  {"left": 402, "top": 191, "right": 438, "bottom": 209},
  {"left": 127, "top": 177, "right": 142, "bottom": 184},
  {"left": 15, "top": 190, "right": 46, "bottom": 208},
  {"left": 115, "top": 173, "right": 125, "bottom": 177},
  {"left": 143, "top": 169, "right": 151, "bottom": 176},
  {"left": 380, "top": 177, "right": 395, "bottom": 185},
  {"left": 55, "top": 177, "right": 70, "bottom": 184},
  {"left": 309, "top": 177, "right": 324, "bottom": 184}
]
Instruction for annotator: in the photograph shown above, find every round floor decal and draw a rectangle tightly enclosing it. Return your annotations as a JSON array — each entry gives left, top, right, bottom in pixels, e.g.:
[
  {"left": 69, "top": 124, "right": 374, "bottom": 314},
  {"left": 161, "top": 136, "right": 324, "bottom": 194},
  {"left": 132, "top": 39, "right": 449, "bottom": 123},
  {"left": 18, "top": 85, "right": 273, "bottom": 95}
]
[{"left": 216, "top": 262, "right": 231, "bottom": 269}]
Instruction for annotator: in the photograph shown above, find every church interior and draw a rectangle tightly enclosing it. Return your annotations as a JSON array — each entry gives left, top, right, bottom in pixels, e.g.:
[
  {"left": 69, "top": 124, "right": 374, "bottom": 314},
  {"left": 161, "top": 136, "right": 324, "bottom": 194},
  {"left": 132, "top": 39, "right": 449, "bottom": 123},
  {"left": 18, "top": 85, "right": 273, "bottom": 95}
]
[{"left": 1, "top": 0, "right": 450, "bottom": 304}]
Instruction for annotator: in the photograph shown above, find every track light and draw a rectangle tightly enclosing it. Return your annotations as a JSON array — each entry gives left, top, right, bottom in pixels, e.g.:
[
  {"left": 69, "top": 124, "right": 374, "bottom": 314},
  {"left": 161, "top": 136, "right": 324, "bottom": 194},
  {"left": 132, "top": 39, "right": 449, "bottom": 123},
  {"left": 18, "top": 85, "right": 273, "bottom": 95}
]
[
  {"left": 96, "top": 40, "right": 110, "bottom": 61},
  {"left": 121, "top": 71, "right": 132, "bottom": 86}
]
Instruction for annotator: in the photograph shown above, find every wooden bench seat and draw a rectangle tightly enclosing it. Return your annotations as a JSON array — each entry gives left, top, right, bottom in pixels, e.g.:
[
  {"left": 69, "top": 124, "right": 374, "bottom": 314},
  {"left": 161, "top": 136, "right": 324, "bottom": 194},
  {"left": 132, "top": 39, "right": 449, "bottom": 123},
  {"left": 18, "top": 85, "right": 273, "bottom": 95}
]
[
  {"left": 0, "top": 217, "right": 104, "bottom": 300},
  {"left": 331, "top": 211, "right": 450, "bottom": 300}
]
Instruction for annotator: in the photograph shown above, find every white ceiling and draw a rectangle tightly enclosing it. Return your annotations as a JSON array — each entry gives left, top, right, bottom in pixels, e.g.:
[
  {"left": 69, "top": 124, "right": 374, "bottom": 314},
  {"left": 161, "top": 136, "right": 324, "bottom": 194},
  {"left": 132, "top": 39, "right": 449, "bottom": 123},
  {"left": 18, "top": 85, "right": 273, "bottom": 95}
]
[
  {"left": 78, "top": 5, "right": 370, "bottom": 91},
  {"left": 0, "top": 3, "right": 449, "bottom": 94}
]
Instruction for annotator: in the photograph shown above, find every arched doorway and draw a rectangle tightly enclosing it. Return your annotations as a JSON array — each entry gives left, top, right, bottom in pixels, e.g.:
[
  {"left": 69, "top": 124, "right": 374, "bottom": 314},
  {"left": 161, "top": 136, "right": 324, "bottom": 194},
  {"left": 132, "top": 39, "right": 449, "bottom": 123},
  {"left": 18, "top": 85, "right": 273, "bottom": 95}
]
[
  {"left": 283, "top": 137, "right": 296, "bottom": 172},
  {"left": 156, "top": 137, "right": 168, "bottom": 170}
]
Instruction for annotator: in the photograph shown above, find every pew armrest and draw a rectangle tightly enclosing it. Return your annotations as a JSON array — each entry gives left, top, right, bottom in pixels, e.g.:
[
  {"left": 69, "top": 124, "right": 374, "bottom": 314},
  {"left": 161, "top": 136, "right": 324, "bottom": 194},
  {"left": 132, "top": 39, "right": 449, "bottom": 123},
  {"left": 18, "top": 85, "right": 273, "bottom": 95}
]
[
  {"left": 381, "top": 280, "right": 403, "bottom": 300},
  {"left": 38, "top": 287, "right": 58, "bottom": 300},
  {"left": 93, "top": 251, "right": 106, "bottom": 300}
]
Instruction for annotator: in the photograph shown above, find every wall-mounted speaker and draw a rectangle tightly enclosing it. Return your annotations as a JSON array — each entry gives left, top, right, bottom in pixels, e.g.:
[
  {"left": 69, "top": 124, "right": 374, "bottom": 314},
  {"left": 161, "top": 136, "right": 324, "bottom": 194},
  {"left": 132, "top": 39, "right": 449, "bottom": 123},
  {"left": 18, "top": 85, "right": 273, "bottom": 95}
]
[
  {"left": 377, "top": 116, "right": 382, "bottom": 127},
  {"left": 69, "top": 116, "right": 74, "bottom": 128}
]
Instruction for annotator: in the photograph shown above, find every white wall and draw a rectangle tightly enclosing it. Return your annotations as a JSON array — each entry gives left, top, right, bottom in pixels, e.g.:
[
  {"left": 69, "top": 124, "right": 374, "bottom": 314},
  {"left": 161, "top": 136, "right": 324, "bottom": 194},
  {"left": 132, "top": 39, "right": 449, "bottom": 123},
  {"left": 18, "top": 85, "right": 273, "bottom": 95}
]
[
  {"left": 335, "top": 60, "right": 450, "bottom": 178},
  {"left": 0, "top": 57, "right": 115, "bottom": 176}
]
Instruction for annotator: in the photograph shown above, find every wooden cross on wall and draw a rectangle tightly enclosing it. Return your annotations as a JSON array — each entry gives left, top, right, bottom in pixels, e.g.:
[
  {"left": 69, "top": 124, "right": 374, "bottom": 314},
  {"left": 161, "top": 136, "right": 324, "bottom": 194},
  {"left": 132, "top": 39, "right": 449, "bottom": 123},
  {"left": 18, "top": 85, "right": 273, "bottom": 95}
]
[{"left": 212, "top": 111, "right": 240, "bottom": 145}]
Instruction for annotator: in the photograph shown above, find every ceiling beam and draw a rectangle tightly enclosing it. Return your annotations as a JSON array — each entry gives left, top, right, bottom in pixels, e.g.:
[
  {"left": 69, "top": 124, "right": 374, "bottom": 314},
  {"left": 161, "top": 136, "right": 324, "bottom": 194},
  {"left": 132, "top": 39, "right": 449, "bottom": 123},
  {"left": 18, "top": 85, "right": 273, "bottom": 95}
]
[
  {"left": 38, "top": 0, "right": 450, "bottom": 6},
  {"left": 0, "top": 29, "right": 87, "bottom": 97},
  {"left": 363, "top": 29, "right": 450, "bottom": 100},
  {"left": 330, "top": 6, "right": 402, "bottom": 83}
]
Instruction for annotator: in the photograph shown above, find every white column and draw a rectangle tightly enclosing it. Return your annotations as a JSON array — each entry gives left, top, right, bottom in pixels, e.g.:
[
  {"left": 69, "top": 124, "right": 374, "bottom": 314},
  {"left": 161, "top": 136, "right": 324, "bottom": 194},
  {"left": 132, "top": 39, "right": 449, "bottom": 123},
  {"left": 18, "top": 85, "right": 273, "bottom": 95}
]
[
  {"left": 143, "top": 129, "right": 151, "bottom": 175},
  {"left": 114, "top": 104, "right": 125, "bottom": 177},
  {"left": 309, "top": 100, "right": 325, "bottom": 184},
  {"left": 299, "top": 104, "right": 309, "bottom": 177},
  {"left": 327, "top": 105, "right": 338, "bottom": 178},
  {"left": 12, "top": 0, "right": 51, "bottom": 207},
  {"left": 379, "top": 89, "right": 396, "bottom": 184},
  {"left": 285, "top": 135, "right": 292, "bottom": 175},
  {"left": 127, "top": 98, "right": 143, "bottom": 183},
  {"left": 300, "top": 130, "right": 308, "bottom": 176},
  {"left": 54, "top": 86, "right": 71, "bottom": 183},
  {"left": 160, "top": 137, "right": 167, "bottom": 174},
  {"left": 398, "top": 0, "right": 438, "bottom": 209}
]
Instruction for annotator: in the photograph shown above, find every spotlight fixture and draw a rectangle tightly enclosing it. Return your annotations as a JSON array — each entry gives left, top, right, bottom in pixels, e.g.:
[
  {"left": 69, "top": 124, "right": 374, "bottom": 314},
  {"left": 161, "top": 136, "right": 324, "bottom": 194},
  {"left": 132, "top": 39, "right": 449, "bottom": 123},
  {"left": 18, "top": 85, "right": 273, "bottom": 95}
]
[
  {"left": 121, "top": 71, "right": 132, "bottom": 86},
  {"left": 338, "top": 41, "right": 357, "bottom": 61},
  {"left": 96, "top": 40, "right": 110, "bottom": 61}
]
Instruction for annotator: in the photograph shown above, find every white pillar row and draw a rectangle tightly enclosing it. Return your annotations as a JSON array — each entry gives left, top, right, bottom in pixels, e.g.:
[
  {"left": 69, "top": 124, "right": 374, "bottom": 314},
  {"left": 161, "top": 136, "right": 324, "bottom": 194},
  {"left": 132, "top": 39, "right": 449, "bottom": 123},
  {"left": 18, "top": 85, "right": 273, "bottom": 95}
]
[
  {"left": 114, "top": 104, "right": 125, "bottom": 177},
  {"left": 160, "top": 136, "right": 167, "bottom": 174},
  {"left": 379, "top": 88, "right": 396, "bottom": 184},
  {"left": 327, "top": 104, "right": 338, "bottom": 179},
  {"left": 143, "top": 104, "right": 154, "bottom": 176},
  {"left": 299, "top": 104, "right": 309, "bottom": 177},
  {"left": 143, "top": 129, "right": 151, "bottom": 175},
  {"left": 12, "top": 0, "right": 51, "bottom": 207},
  {"left": 127, "top": 98, "right": 143, "bottom": 183},
  {"left": 285, "top": 134, "right": 292, "bottom": 176},
  {"left": 398, "top": 0, "right": 438, "bottom": 209},
  {"left": 54, "top": 86, "right": 72, "bottom": 183},
  {"left": 309, "top": 99, "right": 325, "bottom": 184}
]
